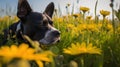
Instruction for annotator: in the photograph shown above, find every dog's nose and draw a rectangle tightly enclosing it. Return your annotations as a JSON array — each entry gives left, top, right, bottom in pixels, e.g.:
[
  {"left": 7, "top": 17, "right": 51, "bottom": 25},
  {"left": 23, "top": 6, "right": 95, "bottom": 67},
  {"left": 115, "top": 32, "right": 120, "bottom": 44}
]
[{"left": 52, "top": 30, "right": 60, "bottom": 36}]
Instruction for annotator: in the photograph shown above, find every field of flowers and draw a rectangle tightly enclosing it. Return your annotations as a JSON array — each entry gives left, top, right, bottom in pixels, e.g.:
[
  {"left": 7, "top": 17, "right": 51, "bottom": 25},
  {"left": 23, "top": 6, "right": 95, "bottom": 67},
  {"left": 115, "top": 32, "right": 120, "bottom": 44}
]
[{"left": 0, "top": 0, "right": 120, "bottom": 67}]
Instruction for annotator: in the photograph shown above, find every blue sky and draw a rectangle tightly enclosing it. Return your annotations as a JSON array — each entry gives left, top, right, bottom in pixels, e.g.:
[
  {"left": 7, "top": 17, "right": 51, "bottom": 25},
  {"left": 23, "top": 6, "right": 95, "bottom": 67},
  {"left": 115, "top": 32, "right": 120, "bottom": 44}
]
[{"left": 0, "top": 0, "right": 120, "bottom": 19}]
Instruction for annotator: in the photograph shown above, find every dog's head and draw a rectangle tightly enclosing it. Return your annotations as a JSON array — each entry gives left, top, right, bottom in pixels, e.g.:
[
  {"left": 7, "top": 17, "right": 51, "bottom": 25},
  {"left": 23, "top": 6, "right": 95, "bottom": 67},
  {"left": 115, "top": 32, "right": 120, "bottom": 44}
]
[{"left": 17, "top": 0, "right": 60, "bottom": 45}]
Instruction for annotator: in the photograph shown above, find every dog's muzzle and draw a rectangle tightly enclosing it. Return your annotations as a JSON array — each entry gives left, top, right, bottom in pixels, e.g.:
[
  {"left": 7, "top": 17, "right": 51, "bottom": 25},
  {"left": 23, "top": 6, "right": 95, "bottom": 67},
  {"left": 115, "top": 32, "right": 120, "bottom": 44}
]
[{"left": 39, "top": 26, "right": 60, "bottom": 45}]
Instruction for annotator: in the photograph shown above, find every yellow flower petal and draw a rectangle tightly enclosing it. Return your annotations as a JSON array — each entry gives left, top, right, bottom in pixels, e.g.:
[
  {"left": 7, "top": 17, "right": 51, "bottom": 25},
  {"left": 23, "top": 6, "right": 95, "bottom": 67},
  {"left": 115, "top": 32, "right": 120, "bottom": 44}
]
[
  {"left": 100, "top": 10, "right": 110, "bottom": 17},
  {"left": 63, "top": 42, "right": 102, "bottom": 55},
  {"left": 36, "top": 61, "right": 43, "bottom": 67},
  {"left": 80, "top": 6, "right": 90, "bottom": 13}
]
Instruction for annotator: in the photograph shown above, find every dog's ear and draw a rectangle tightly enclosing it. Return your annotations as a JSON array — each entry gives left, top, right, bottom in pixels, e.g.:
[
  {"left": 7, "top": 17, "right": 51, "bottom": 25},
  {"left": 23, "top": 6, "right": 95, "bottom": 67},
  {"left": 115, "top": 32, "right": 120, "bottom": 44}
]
[
  {"left": 44, "top": 2, "right": 54, "bottom": 18},
  {"left": 17, "top": 0, "right": 32, "bottom": 19}
]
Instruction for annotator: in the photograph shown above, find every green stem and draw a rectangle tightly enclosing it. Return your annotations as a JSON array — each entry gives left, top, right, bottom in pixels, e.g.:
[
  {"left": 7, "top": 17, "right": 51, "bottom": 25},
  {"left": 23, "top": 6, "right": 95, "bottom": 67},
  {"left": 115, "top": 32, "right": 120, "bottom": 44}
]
[
  {"left": 103, "top": 16, "right": 105, "bottom": 23},
  {"left": 83, "top": 12, "right": 85, "bottom": 22},
  {"left": 50, "top": 56, "right": 55, "bottom": 67},
  {"left": 80, "top": 57, "right": 84, "bottom": 67},
  {"left": 102, "top": 16, "right": 105, "bottom": 31},
  {"left": 87, "top": 31, "right": 90, "bottom": 45},
  {"left": 111, "top": 5, "right": 115, "bottom": 34},
  {"left": 95, "top": 0, "right": 98, "bottom": 23}
]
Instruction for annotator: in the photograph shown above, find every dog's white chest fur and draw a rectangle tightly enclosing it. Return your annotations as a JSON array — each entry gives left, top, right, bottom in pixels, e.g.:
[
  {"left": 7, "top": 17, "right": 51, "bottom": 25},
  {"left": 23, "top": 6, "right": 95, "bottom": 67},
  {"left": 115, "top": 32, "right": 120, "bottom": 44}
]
[{"left": 16, "top": 22, "right": 21, "bottom": 32}]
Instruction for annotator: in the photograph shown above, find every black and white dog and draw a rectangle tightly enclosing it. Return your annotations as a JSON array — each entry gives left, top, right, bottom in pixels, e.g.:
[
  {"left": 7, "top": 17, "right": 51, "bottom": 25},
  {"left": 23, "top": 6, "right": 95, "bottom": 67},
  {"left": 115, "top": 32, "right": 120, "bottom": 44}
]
[{"left": 3, "top": 0, "right": 60, "bottom": 45}]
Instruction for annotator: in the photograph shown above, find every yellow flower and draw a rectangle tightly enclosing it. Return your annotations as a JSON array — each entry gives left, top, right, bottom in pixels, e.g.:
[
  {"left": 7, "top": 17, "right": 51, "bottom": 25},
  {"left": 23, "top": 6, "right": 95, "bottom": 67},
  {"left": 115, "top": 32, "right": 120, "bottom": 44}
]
[
  {"left": 67, "top": 24, "right": 75, "bottom": 29},
  {"left": 86, "top": 16, "right": 92, "bottom": 20},
  {"left": 58, "top": 18, "right": 63, "bottom": 23},
  {"left": 63, "top": 42, "right": 102, "bottom": 55},
  {"left": 67, "top": 3, "right": 71, "bottom": 7},
  {"left": 0, "top": 44, "right": 54, "bottom": 67},
  {"left": 77, "top": 24, "right": 87, "bottom": 31},
  {"left": 100, "top": 10, "right": 110, "bottom": 17},
  {"left": 36, "top": 61, "right": 43, "bottom": 67},
  {"left": 106, "top": 24, "right": 113, "bottom": 31},
  {"left": 12, "top": 16, "right": 19, "bottom": 22},
  {"left": 97, "top": 23, "right": 102, "bottom": 29},
  {"left": 67, "top": 24, "right": 79, "bottom": 37},
  {"left": 2, "top": 16, "right": 10, "bottom": 22},
  {"left": 80, "top": 6, "right": 90, "bottom": 13},
  {"left": 117, "top": 27, "right": 120, "bottom": 34},
  {"left": 72, "top": 14, "right": 80, "bottom": 18},
  {"left": 62, "top": 16, "right": 67, "bottom": 19},
  {"left": 71, "top": 27, "right": 79, "bottom": 37},
  {"left": 87, "top": 24, "right": 99, "bottom": 32}
]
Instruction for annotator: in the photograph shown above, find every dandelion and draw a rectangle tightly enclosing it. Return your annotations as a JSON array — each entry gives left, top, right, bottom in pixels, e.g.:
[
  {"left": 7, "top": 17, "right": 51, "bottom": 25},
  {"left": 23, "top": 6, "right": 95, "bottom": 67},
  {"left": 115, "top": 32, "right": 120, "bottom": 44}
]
[
  {"left": 72, "top": 13, "right": 80, "bottom": 18},
  {"left": 63, "top": 42, "right": 101, "bottom": 55},
  {"left": 87, "top": 24, "right": 99, "bottom": 32},
  {"left": 12, "top": 16, "right": 19, "bottom": 22},
  {"left": 67, "top": 24, "right": 75, "bottom": 29},
  {"left": 71, "top": 27, "right": 79, "bottom": 37},
  {"left": 67, "top": 24, "right": 79, "bottom": 37},
  {"left": 106, "top": 24, "right": 113, "bottom": 31},
  {"left": 0, "top": 43, "right": 54, "bottom": 67},
  {"left": 58, "top": 18, "right": 63, "bottom": 23},
  {"left": 80, "top": 6, "right": 90, "bottom": 13},
  {"left": 62, "top": 16, "right": 67, "bottom": 19},
  {"left": 100, "top": 10, "right": 110, "bottom": 31},
  {"left": 1, "top": 16, "right": 10, "bottom": 23},
  {"left": 100, "top": 10, "right": 110, "bottom": 17},
  {"left": 80, "top": 6, "right": 90, "bottom": 20},
  {"left": 86, "top": 16, "right": 92, "bottom": 20},
  {"left": 77, "top": 24, "right": 87, "bottom": 31},
  {"left": 97, "top": 23, "right": 102, "bottom": 29},
  {"left": 67, "top": 3, "right": 71, "bottom": 7}
]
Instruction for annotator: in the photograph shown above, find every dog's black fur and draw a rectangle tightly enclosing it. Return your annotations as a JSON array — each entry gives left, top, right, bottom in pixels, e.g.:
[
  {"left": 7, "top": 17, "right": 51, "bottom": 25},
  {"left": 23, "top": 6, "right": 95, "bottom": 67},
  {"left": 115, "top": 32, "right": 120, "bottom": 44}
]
[{"left": 3, "top": 0, "right": 60, "bottom": 45}]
